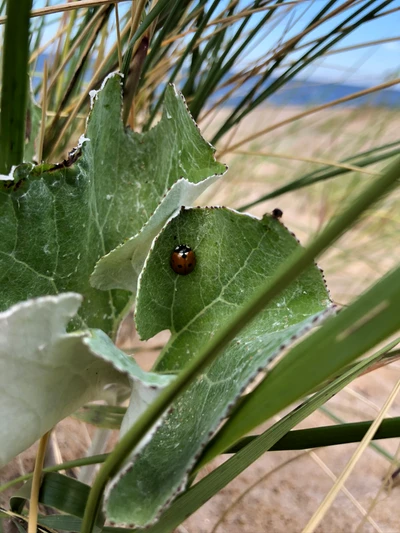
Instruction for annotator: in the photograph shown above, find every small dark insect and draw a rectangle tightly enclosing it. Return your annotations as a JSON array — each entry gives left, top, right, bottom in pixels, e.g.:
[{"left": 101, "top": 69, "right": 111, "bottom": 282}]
[
  {"left": 170, "top": 244, "right": 196, "bottom": 275},
  {"left": 272, "top": 208, "right": 283, "bottom": 218}
]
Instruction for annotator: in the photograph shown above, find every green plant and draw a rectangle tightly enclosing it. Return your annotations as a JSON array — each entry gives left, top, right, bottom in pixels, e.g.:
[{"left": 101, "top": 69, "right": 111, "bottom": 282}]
[{"left": 0, "top": 1, "right": 400, "bottom": 532}]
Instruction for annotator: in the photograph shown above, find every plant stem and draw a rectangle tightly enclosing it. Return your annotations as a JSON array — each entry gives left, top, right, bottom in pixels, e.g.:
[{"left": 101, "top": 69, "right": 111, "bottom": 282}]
[{"left": 28, "top": 431, "right": 50, "bottom": 533}]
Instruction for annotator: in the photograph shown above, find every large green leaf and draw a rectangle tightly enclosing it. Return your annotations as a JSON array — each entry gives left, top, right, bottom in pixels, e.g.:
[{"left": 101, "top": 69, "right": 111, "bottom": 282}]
[
  {"left": 104, "top": 207, "right": 332, "bottom": 527},
  {"left": 147, "top": 343, "right": 393, "bottom": 533},
  {"left": 0, "top": 74, "right": 225, "bottom": 335},
  {"left": 0, "top": 293, "right": 174, "bottom": 467},
  {"left": 205, "top": 261, "right": 400, "bottom": 462}
]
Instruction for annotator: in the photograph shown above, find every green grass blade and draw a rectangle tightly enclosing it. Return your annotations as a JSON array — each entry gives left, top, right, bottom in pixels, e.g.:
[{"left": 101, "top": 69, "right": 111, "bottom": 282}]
[
  {"left": 0, "top": 0, "right": 32, "bottom": 174},
  {"left": 0, "top": 455, "right": 108, "bottom": 495},
  {"left": 227, "top": 415, "right": 400, "bottom": 453},
  {"left": 202, "top": 261, "right": 400, "bottom": 463},
  {"left": 188, "top": 0, "right": 282, "bottom": 119},
  {"left": 212, "top": 0, "right": 392, "bottom": 144},
  {"left": 140, "top": 0, "right": 182, "bottom": 78},
  {"left": 121, "top": 0, "right": 171, "bottom": 81},
  {"left": 10, "top": 473, "right": 92, "bottom": 518},
  {"left": 144, "top": 0, "right": 221, "bottom": 131},
  {"left": 239, "top": 141, "right": 400, "bottom": 210},
  {"left": 141, "top": 1, "right": 206, "bottom": 85},
  {"left": 318, "top": 406, "right": 396, "bottom": 462},
  {"left": 146, "top": 348, "right": 387, "bottom": 533}
]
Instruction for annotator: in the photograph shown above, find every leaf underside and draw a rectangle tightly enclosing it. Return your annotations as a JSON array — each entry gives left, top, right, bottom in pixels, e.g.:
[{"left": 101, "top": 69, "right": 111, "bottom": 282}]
[{"left": 0, "top": 293, "right": 175, "bottom": 467}]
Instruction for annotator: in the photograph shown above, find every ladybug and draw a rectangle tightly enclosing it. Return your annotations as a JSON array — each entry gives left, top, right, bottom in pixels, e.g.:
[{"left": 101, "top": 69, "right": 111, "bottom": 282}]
[
  {"left": 272, "top": 208, "right": 283, "bottom": 219},
  {"left": 170, "top": 244, "right": 196, "bottom": 275}
]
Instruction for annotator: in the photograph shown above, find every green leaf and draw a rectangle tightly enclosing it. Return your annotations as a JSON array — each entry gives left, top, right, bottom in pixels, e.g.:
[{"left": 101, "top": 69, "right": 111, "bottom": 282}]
[
  {"left": 0, "top": 293, "right": 174, "bottom": 466},
  {"left": 204, "top": 261, "right": 400, "bottom": 462},
  {"left": 147, "top": 345, "right": 388, "bottom": 533},
  {"left": 10, "top": 472, "right": 103, "bottom": 532},
  {"left": 80, "top": 158, "right": 399, "bottom": 533},
  {"left": 90, "top": 107, "right": 226, "bottom": 292},
  {"left": 11, "top": 472, "right": 91, "bottom": 518},
  {"left": 0, "top": 74, "right": 224, "bottom": 335},
  {"left": 104, "top": 207, "right": 332, "bottom": 527}
]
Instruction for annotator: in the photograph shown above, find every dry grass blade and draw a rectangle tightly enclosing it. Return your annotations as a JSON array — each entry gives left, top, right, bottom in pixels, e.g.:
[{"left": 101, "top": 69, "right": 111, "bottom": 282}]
[
  {"left": 325, "top": 36, "right": 400, "bottom": 56},
  {"left": 115, "top": 2, "right": 123, "bottom": 71},
  {"left": 46, "top": 5, "right": 109, "bottom": 94},
  {"left": 219, "top": 78, "right": 400, "bottom": 156},
  {"left": 374, "top": 5, "right": 400, "bottom": 17},
  {"left": 0, "top": 0, "right": 129, "bottom": 24},
  {"left": 231, "top": 150, "right": 382, "bottom": 176},
  {"left": 37, "top": 61, "right": 48, "bottom": 163},
  {"left": 29, "top": 23, "right": 71, "bottom": 64},
  {"left": 161, "top": 0, "right": 308, "bottom": 46},
  {"left": 310, "top": 451, "right": 384, "bottom": 533},
  {"left": 28, "top": 431, "right": 51, "bottom": 533},
  {"left": 354, "top": 442, "right": 400, "bottom": 533},
  {"left": 47, "top": 12, "right": 133, "bottom": 159},
  {"left": 261, "top": 0, "right": 358, "bottom": 66},
  {"left": 129, "top": 0, "right": 146, "bottom": 41},
  {"left": 302, "top": 379, "right": 400, "bottom": 533},
  {"left": 44, "top": 5, "right": 112, "bottom": 155}
]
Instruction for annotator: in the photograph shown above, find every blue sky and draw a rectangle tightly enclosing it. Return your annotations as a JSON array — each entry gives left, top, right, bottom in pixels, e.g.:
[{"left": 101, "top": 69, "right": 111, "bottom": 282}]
[
  {"left": 33, "top": 0, "right": 400, "bottom": 87},
  {"left": 233, "top": 0, "right": 400, "bottom": 85}
]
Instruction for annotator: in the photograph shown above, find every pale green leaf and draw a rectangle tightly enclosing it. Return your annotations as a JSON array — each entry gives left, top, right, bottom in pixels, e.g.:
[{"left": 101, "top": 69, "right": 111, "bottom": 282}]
[
  {"left": 0, "top": 293, "right": 174, "bottom": 466},
  {"left": 147, "top": 343, "right": 393, "bottom": 533},
  {"left": 104, "top": 207, "right": 332, "bottom": 527}
]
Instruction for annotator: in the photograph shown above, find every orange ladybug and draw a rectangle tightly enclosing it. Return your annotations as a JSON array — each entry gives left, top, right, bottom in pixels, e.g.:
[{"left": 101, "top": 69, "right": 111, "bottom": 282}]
[{"left": 170, "top": 244, "right": 196, "bottom": 275}]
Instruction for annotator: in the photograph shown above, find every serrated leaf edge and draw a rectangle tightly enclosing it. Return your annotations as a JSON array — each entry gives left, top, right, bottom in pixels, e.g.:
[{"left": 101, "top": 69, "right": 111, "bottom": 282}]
[
  {"left": 90, "top": 171, "right": 226, "bottom": 292},
  {"left": 105, "top": 207, "right": 335, "bottom": 527},
  {"left": 104, "top": 305, "right": 336, "bottom": 528},
  {"left": 135, "top": 205, "right": 333, "bottom": 341}
]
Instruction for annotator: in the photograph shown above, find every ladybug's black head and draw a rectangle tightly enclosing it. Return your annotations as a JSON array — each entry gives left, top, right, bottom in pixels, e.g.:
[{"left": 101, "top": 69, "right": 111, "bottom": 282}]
[{"left": 174, "top": 244, "right": 192, "bottom": 257}]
